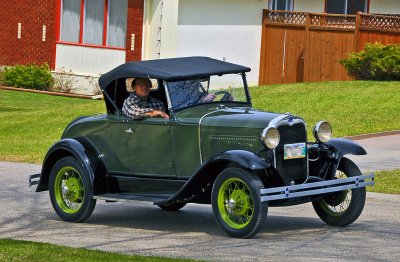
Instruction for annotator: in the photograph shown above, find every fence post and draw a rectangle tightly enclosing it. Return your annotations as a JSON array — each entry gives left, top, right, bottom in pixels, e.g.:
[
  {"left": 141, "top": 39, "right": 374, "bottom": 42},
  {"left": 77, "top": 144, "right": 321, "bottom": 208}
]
[
  {"left": 354, "top": 12, "right": 362, "bottom": 52},
  {"left": 303, "top": 12, "right": 310, "bottom": 82},
  {"left": 258, "top": 10, "right": 268, "bottom": 86}
]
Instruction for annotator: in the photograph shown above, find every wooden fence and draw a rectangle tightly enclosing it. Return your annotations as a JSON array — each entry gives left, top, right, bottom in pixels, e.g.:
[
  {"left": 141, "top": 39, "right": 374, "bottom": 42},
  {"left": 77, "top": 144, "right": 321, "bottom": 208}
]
[{"left": 259, "top": 10, "right": 400, "bottom": 85}]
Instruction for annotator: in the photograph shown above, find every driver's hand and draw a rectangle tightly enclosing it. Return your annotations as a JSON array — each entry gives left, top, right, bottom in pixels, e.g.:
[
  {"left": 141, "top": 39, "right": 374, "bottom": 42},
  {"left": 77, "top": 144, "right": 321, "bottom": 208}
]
[
  {"left": 146, "top": 110, "right": 170, "bottom": 119},
  {"left": 201, "top": 94, "right": 216, "bottom": 103}
]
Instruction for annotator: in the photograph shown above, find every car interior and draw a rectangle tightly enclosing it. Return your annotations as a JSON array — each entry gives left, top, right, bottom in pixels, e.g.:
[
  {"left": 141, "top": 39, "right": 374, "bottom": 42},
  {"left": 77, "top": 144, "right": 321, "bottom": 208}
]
[{"left": 102, "top": 78, "right": 170, "bottom": 116}]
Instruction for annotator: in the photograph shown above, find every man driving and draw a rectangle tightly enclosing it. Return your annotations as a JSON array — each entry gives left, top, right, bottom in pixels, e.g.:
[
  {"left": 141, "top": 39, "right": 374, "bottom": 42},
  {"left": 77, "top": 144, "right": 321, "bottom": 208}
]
[{"left": 122, "top": 78, "right": 169, "bottom": 119}]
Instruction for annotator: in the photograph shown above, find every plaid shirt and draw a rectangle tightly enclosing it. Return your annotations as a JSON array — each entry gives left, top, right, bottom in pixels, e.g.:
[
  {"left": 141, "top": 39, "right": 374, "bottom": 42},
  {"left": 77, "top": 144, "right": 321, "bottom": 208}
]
[{"left": 122, "top": 92, "right": 165, "bottom": 119}]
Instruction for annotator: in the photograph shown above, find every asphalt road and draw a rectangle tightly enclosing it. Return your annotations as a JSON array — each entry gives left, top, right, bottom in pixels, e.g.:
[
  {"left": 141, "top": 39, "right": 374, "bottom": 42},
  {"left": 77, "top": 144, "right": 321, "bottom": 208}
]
[{"left": 0, "top": 159, "right": 399, "bottom": 261}]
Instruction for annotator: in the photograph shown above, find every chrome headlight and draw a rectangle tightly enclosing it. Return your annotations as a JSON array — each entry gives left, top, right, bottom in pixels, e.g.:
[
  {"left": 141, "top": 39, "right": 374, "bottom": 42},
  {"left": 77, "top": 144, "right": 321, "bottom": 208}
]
[
  {"left": 313, "top": 121, "right": 332, "bottom": 143},
  {"left": 261, "top": 127, "right": 280, "bottom": 149}
]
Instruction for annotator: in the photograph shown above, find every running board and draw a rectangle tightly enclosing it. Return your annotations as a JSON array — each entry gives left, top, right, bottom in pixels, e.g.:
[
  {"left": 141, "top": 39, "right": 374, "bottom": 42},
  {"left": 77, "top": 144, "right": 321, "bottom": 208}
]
[
  {"left": 260, "top": 173, "right": 374, "bottom": 202},
  {"left": 93, "top": 193, "right": 174, "bottom": 203}
]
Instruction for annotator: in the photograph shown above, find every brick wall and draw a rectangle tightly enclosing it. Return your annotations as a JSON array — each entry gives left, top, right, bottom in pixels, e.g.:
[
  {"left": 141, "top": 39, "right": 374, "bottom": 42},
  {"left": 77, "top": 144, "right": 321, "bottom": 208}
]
[
  {"left": 126, "top": 0, "right": 144, "bottom": 62},
  {"left": 0, "top": 0, "right": 57, "bottom": 69}
]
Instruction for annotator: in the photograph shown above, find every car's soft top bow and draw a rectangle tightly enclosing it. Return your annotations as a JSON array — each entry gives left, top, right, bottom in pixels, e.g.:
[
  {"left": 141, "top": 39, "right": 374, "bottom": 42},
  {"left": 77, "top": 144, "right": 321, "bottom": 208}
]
[{"left": 98, "top": 56, "right": 251, "bottom": 91}]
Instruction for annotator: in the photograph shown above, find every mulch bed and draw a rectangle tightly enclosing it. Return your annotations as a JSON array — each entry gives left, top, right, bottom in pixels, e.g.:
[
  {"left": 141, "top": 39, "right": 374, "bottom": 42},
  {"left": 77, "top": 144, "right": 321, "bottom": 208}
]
[{"left": 0, "top": 86, "right": 103, "bottom": 100}]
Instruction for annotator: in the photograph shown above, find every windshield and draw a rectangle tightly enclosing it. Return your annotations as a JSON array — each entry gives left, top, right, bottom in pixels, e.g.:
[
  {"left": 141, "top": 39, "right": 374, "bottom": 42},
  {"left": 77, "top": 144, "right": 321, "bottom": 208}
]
[{"left": 166, "top": 74, "right": 249, "bottom": 111}]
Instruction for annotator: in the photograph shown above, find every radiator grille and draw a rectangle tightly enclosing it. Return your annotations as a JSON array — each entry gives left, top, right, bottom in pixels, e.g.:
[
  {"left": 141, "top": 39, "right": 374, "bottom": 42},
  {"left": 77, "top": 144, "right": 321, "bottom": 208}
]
[{"left": 275, "top": 123, "right": 308, "bottom": 185}]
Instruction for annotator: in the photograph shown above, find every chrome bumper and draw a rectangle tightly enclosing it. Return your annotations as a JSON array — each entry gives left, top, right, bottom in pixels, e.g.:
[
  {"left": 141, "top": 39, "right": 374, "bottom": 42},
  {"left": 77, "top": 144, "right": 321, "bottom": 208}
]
[{"left": 260, "top": 173, "right": 374, "bottom": 202}]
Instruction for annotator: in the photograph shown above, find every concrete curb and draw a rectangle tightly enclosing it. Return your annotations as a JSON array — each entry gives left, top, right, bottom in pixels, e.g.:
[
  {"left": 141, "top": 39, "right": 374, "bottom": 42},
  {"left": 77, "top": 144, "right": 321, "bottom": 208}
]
[{"left": 0, "top": 86, "right": 103, "bottom": 100}]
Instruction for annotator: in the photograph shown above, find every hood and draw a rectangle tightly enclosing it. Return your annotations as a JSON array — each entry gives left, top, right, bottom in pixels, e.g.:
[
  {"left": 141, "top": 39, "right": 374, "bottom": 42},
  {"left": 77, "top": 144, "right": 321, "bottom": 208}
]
[{"left": 176, "top": 105, "right": 283, "bottom": 129}]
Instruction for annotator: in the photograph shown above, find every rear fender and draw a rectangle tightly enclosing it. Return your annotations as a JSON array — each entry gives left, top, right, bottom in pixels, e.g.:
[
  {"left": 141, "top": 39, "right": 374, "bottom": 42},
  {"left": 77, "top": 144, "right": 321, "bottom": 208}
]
[
  {"left": 155, "top": 150, "right": 271, "bottom": 205},
  {"left": 36, "top": 138, "right": 108, "bottom": 195}
]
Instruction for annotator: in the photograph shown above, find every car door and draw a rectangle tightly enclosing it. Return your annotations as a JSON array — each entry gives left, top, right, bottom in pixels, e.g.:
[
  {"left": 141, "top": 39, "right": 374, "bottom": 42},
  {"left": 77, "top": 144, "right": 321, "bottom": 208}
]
[{"left": 123, "top": 117, "right": 176, "bottom": 177}]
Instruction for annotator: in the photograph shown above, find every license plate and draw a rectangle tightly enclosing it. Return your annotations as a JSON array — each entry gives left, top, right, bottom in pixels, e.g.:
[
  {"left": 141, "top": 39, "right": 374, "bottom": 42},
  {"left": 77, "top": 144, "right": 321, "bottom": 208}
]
[{"left": 284, "top": 143, "right": 306, "bottom": 160}]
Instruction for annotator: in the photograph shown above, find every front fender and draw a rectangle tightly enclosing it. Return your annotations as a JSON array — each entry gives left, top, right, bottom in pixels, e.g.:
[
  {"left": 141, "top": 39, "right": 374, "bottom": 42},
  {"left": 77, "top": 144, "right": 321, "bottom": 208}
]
[
  {"left": 212, "top": 150, "right": 271, "bottom": 170},
  {"left": 309, "top": 138, "right": 367, "bottom": 180},
  {"left": 36, "top": 138, "right": 108, "bottom": 195},
  {"left": 155, "top": 150, "right": 270, "bottom": 205},
  {"left": 326, "top": 138, "right": 367, "bottom": 158}
]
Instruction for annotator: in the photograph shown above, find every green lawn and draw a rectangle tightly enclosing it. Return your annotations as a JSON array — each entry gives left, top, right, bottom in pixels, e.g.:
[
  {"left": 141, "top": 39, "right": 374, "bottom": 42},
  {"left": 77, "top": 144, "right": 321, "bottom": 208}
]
[
  {"left": 0, "top": 239, "right": 194, "bottom": 262},
  {"left": 0, "top": 90, "right": 105, "bottom": 163},
  {"left": 0, "top": 81, "right": 399, "bottom": 163},
  {"left": 250, "top": 81, "right": 400, "bottom": 138},
  {"left": 368, "top": 169, "right": 400, "bottom": 194}
]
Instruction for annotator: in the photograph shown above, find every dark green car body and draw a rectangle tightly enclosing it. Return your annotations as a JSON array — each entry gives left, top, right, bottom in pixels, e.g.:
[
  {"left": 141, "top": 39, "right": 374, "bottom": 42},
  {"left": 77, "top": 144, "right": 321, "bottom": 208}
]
[{"left": 30, "top": 57, "right": 374, "bottom": 238}]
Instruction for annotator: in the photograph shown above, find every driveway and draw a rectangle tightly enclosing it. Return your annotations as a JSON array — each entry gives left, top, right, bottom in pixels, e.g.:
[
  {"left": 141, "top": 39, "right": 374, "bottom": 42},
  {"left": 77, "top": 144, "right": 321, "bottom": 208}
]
[
  {"left": 347, "top": 134, "right": 400, "bottom": 173},
  {"left": 0, "top": 134, "right": 399, "bottom": 261}
]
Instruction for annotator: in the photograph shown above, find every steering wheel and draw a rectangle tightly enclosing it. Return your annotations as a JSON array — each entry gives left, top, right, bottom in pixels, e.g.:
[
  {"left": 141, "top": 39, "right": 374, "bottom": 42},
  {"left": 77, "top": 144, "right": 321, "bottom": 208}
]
[{"left": 214, "top": 91, "right": 233, "bottom": 102}]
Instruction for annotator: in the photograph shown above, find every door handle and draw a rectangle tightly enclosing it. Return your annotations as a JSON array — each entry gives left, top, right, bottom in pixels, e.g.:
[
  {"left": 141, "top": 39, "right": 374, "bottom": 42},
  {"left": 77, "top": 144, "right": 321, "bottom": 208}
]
[{"left": 125, "top": 128, "right": 134, "bottom": 134}]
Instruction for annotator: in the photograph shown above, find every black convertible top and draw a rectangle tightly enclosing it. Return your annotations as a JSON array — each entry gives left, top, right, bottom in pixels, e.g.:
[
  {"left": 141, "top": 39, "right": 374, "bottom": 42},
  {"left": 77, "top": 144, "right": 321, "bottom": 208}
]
[{"left": 98, "top": 56, "right": 251, "bottom": 90}]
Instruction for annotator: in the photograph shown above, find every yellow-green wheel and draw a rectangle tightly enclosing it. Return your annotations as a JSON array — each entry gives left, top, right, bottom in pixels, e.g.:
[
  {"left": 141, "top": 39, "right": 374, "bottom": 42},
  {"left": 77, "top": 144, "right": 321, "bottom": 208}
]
[
  {"left": 212, "top": 168, "right": 267, "bottom": 238},
  {"left": 49, "top": 157, "right": 96, "bottom": 222}
]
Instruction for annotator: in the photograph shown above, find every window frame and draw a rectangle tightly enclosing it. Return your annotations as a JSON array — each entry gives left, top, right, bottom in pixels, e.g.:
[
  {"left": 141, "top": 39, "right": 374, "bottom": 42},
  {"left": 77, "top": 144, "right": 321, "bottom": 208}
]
[
  {"left": 56, "top": 0, "right": 128, "bottom": 51},
  {"left": 324, "top": 0, "right": 370, "bottom": 15},
  {"left": 268, "top": 0, "right": 294, "bottom": 11}
]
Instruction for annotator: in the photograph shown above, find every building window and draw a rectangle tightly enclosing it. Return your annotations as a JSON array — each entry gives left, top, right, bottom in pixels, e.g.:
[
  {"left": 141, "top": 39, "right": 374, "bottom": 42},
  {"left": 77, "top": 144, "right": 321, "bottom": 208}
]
[
  {"left": 326, "top": 0, "right": 368, "bottom": 15},
  {"left": 60, "top": 0, "right": 81, "bottom": 43},
  {"left": 268, "top": 0, "right": 293, "bottom": 11},
  {"left": 59, "top": 0, "right": 128, "bottom": 48}
]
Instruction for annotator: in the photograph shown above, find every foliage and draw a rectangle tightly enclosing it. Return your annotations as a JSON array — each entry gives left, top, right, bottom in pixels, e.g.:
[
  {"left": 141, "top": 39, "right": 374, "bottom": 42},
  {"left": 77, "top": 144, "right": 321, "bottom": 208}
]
[
  {"left": 340, "top": 43, "right": 400, "bottom": 81},
  {"left": 0, "top": 68, "right": 4, "bottom": 85},
  {"left": 52, "top": 67, "right": 77, "bottom": 93},
  {"left": 2, "top": 64, "right": 54, "bottom": 90},
  {"left": 367, "top": 169, "right": 400, "bottom": 194},
  {"left": 0, "top": 239, "right": 195, "bottom": 262}
]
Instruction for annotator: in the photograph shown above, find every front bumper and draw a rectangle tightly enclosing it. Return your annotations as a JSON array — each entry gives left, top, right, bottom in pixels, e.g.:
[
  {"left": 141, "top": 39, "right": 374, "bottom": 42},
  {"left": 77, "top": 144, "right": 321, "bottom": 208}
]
[{"left": 260, "top": 173, "right": 374, "bottom": 202}]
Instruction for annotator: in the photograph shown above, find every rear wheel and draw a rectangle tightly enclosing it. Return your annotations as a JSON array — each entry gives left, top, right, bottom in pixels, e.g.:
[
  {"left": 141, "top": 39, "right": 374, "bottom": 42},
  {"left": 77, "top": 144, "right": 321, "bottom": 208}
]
[
  {"left": 312, "top": 157, "right": 366, "bottom": 226},
  {"left": 49, "top": 157, "right": 96, "bottom": 222},
  {"left": 212, "top": 167, "right": 267, "bottom": 238}
]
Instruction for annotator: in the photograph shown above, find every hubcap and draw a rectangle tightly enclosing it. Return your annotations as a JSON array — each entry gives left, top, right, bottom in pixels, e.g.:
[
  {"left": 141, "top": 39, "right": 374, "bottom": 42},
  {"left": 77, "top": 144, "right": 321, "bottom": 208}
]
[
  {"left": 218, "top": 178, "right": 254, "bottom": 229},
  {"left": 54, "top": 166, "right": 84, "bottom": 214}
]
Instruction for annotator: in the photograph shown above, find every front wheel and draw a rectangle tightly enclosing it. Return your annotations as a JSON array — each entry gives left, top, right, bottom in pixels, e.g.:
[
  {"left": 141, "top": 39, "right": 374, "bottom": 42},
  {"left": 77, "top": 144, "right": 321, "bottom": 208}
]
[
  {"left": 312, "top": 157, "right": 366, "bottom": 226},
  {"left": 212, "top": 168, "right": 267, "bottom": 238},
  {"left": 49, "top": 156, "right": 96, "bottom": 222}
]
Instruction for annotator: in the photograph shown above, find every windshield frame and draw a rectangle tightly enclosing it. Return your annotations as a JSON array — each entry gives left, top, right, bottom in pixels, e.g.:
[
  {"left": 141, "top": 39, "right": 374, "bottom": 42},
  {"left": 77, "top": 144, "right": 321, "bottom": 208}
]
[{"left": 164, "top": 73, "right": 252, "bottom": 114}]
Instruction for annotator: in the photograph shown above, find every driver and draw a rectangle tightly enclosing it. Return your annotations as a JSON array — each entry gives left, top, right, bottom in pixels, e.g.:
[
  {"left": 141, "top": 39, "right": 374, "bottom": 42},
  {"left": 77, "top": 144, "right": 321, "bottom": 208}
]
[{"left": 122, "top": 78, "right": 169, "bottom": 119}]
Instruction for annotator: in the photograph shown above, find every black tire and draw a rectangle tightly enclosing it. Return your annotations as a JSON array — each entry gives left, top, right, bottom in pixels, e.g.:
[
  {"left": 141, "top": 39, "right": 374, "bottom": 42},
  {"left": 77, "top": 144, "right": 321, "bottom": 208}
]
[
  {"left": 211, "top": 167, "right": 267, "bottom": 238},
  {"left": 157, "top": 203, "right": 187, "bottom": 211},
  {"left": 312, "top": 157, "right": 366, "bottom": 226},
  {"left": 49, "top": 156, "right": 96, "bottom": 222}
]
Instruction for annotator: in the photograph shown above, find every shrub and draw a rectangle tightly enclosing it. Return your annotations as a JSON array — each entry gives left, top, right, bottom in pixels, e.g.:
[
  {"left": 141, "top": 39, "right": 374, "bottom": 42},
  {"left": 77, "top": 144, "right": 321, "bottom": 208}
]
[
  {"left": 340, "top": 43, "right": 400, "bottom": 81},
  {"left": 2, "top": 64, "right": 54, "bottom": 90},
  {"left": 0, "top": 68, "right": 4, "bottom": 85},
  {"left": 52, "top": 67, "right": 76, "bottom": 93}
]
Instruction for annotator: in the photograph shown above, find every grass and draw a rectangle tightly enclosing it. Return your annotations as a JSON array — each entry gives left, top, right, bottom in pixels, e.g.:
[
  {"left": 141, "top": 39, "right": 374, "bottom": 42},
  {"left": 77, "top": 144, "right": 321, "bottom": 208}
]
[
  {"left": 367, "top": 169, "right": 400, "bottom": 194},
  {"left": 0, "top": 90, "right": 105, "bottom": 163},
  {"left": 0, "top": 239, "right": 194, "bottom": 262},
  {"left": 0, "top": 80, "right": 399, "bottom": 163},
  {"left": 250, "top": 81, "right": 400, "bottom": 138}
]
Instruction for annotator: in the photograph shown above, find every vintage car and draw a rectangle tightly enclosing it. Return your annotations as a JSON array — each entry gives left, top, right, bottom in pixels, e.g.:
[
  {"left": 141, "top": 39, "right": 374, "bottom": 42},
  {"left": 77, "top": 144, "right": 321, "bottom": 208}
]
[{"left": 29, "top": 57, "right": 374, "bottom": 238}]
